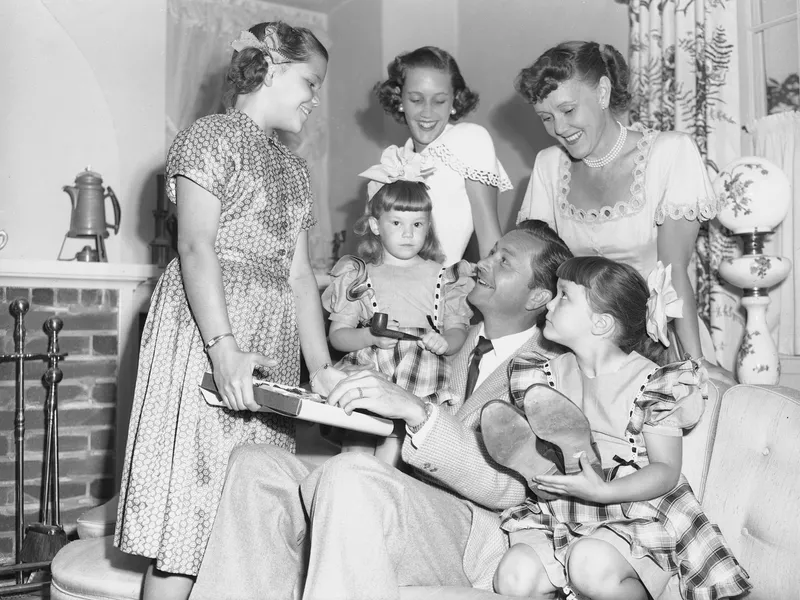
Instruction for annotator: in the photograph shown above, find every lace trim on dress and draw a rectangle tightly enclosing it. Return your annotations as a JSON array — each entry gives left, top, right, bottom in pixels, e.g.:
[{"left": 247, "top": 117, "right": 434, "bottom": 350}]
[
  {"left": 653, "top": 195, "right": 722, "bottom": 224},
  {"left": 425, "top": 144, "right": 513, "bottom": 192},
  {"left": 556, "top": 129, "right": 657, "bottom": 224}
]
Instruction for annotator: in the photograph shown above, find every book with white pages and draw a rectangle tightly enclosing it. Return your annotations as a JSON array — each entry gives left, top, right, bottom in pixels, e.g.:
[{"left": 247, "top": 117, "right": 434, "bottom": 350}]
[{"left": 199, "top": 372, "right": 394, "bottom": 436}]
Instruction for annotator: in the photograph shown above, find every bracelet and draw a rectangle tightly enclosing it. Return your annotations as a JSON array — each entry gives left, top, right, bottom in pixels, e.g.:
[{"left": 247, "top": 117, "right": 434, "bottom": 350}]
[
  {"left": 204, "top": 333, "right": 235, "bottom": 352},
  {"left": 310, "top": 362, "right": 331, "bottom": 383}
]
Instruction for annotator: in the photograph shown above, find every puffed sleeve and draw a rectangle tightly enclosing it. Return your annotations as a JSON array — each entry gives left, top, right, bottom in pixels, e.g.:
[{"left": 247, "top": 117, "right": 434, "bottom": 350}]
[
  {"left": 441, "top": 260, "right": 475, "bottom": 330},
  {"left": 435, "top": 123, "right": 513, "bottom": 192},
  {"left": 651, "top": 131, "right": 720, "bottom": 224},
  {"left": 516, "top": 146, "right": 561, "bottom": 227},
  {"left": 166, "top": 116, "right": 235, "bottom": 206},
  {"left": 631, "top": 359, "right": 708, "bottom": 437},
  {"left": 320, "top": 256, "right": 372, "bottom": 327}
]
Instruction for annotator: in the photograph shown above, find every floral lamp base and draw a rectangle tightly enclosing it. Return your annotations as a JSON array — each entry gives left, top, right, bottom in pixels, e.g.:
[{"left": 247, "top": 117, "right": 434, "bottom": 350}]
[
  {"left": 719, "top": 247, "right": 792, "bottom": 385},
  {"left": 737, "top": 295, "right": 780, "bottom": 384}
]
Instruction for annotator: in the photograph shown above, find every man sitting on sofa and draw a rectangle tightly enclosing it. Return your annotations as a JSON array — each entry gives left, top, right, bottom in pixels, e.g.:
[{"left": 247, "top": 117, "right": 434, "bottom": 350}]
[{"left": 190, "top": 220, "right": 573, "bottom": 600}]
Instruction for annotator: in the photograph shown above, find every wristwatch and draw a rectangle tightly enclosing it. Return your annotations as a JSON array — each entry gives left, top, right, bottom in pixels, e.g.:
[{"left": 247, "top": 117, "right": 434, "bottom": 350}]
[{"left": 408, "top": 401, "right": 435, "bottom": 434}]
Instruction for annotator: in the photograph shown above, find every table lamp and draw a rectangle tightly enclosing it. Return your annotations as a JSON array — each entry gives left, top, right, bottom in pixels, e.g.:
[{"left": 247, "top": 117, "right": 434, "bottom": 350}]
[{"left": 715, "top": 156, "right": 792, "bottom": 384}]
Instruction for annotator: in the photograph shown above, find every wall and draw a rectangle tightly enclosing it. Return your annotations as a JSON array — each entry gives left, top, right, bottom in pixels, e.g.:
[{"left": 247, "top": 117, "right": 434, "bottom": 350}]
[
  {"left": 458, "top": 0, "right": 629, "bottom": 231},
  {"left": 327, "top": 0, "right": 385, "bottom": 256},
  {"left": 326, "top": 0, "right": 630, "bottom": 255},
  {"left": 0, "top": 0, "right": 166, "bottom": 265}
]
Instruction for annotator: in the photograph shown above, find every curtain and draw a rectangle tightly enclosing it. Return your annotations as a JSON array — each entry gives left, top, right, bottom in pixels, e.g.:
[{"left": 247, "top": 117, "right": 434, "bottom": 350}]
[
  {"left": 167, "top": 0, "right": 332, "bottom": 269},
  {"left": 628, "top": 0, "right": 743, "bottom": 370},
  {"left": 749, "top": 111, "right": 800, "bottom": 354}
]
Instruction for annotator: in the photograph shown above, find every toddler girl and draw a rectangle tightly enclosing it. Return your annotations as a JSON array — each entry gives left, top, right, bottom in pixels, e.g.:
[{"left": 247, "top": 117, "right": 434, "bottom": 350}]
[
  {"left": 322, "top": 148, "right": 474, "bottom": 408},
  {"left": 481, "top": 257, "right": 750, "bottom": 600}
]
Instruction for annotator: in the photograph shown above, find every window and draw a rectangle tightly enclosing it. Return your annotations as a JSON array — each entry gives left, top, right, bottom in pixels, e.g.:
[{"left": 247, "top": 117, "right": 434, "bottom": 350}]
[{"left": 741, "top": 0, "right": 800, "bottom": 127}]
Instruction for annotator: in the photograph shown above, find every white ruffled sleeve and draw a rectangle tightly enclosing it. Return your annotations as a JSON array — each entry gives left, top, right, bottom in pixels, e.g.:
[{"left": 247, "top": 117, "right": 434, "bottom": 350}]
[
  {"left": 516, "top": 147, "right": 561, "bottom": 227},
  {"left": 428, "top": 123, "right": 512, "bottom": 192},
  {"left": 652, "top": 131, "right": 720, "bottom": 224}
]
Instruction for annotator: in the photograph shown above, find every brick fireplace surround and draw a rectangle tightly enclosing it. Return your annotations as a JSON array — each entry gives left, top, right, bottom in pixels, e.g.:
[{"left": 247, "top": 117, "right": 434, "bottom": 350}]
[{"left": 0, "top": 259, "right": 160, "bottom": 562}]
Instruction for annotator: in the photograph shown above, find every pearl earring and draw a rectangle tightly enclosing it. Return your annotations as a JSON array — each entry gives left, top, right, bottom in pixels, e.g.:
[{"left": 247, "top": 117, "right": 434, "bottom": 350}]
[
  {"left": 450, "top": 108, "right": 456, "bottom": 115},
  {"left": 399, "top": 106, "right": 404, "bottom": 112}
]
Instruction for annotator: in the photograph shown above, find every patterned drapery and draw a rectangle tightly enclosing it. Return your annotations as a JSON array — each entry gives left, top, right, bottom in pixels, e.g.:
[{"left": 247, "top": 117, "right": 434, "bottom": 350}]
[
  {"left": 628, "top": 0, "right": 742, "bottom": 370},
  {"left": 167, "top": 0, "right": 332, "bottom": 269}
]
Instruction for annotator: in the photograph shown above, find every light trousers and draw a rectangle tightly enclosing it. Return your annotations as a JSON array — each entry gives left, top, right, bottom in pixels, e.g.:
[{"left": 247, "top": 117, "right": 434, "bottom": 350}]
[{"left": 191, "top": 446, "right": 493, "bottom": 600}]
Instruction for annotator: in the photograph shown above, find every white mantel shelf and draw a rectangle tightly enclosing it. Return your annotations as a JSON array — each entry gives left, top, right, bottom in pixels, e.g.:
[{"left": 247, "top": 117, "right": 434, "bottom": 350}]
[{"left": 0, "top": 259, "right": 163, "bottom": 288}]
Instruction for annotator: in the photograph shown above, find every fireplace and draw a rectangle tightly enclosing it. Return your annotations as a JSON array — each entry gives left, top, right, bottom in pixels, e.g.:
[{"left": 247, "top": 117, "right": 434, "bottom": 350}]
[{"left": 0, "top": 258, "right": 161, "bottom": 561}]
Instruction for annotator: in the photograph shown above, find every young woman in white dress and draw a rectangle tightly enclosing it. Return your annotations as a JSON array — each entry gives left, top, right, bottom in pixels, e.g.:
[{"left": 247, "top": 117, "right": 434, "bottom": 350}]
[{"left": 373, "top": 46, "right": 512, "bottom": 266}]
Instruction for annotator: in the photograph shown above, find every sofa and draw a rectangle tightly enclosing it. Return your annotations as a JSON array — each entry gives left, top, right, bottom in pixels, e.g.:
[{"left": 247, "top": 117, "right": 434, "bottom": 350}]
[{"left": 49, "top": 382, "right": 800, "bottom": 599}]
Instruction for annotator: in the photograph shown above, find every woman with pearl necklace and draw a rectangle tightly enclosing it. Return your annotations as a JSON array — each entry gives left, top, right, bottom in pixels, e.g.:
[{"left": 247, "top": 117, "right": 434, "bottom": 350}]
[{"left": 515, "top": 40, "right": 733, "bottom": 383}]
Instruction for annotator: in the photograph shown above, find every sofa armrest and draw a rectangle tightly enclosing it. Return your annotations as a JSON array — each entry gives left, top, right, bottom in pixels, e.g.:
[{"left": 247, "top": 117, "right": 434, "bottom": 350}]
[{"left": 701, "top": 384, "right": 800, "bottom": 598}]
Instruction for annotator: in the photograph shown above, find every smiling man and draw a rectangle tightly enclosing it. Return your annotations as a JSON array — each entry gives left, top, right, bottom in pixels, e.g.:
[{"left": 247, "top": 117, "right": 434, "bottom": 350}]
[{"left": 191, "top": 220, "right": 573, "bottom": 600}]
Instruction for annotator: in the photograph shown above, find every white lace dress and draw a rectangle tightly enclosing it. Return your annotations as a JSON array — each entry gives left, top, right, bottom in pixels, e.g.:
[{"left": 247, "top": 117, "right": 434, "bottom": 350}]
[
  {"left": 516, "top": 129, "right": 719, "bottom": 281},
  {"left": 371, "top": 123, "right": 512, "bottom": 266}
]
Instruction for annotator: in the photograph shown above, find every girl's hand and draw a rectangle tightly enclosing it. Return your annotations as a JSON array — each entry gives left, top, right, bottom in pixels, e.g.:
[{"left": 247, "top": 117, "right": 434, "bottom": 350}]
[
  {"left": 419, "top": 331, "right": 449, "bottom": 355},
  {"left": 208, "top": 337, "right": 278, "bottom": 412},
  {"left": 371, "top": 334, "right": 399, "bottom": 350},
  {"left": 310, "top": 365, "right": 348, "bottom": 397},
  {"left": 533, "top": 453, "right": 610, "bottom": 503}
]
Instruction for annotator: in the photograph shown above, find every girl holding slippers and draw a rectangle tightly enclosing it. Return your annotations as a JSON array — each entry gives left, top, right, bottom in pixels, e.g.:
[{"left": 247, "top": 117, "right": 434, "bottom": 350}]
[{"left": 480, "top": 256, "right": 750, "bottom": 600}]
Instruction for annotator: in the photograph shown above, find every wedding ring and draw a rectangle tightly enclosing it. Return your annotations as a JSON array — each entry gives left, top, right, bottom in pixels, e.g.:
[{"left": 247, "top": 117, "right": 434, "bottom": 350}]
[{"left": 357, "top": 386, "right": 363, "bottom": 398}]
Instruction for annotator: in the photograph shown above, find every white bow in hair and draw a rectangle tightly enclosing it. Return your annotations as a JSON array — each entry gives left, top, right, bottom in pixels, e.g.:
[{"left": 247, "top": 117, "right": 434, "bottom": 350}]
[
  {"left": 359, "top": 145, "right": 436, "bottom": 197},
  {"left": 646, "top": 261, "right": 684, "bottom": 346}
]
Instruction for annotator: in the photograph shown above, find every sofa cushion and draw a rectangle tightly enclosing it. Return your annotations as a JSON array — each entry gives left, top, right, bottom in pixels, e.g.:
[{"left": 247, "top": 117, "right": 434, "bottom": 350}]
[
  {"left": 50, "top": 536, "right": 148, "bottom": 600},
  {"left": 680, "top": 378, "right": 729, "bottom": 501},
  {"left": 77, "top": 495, "right": 119, "bottom": 540},
  {"left": 701, "top": 384, "right": 800, "bottom": 599}
]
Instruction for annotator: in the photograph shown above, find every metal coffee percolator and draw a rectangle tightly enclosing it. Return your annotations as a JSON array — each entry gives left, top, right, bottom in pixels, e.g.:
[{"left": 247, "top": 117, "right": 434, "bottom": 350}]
[{"left": 60, "top": 167, "right": 121, "bottom": 262}]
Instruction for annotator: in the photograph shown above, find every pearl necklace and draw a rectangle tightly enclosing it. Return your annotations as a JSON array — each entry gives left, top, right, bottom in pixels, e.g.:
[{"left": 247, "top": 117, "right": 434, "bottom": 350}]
[{"left": 582, "top": 121, "right": 627, "bottom": 168}]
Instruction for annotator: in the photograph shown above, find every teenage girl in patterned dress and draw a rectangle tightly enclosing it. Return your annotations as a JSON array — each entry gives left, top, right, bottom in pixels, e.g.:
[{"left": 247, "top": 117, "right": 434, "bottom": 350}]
[
  {"left": 115, "top": 22, "right": 343, "bottom": 600},
  {"left": 322, "top": 151, "right": 474, "bottom": 410},
  {"left": 481, "top": 257, "right": 751, "bottom": 600}
]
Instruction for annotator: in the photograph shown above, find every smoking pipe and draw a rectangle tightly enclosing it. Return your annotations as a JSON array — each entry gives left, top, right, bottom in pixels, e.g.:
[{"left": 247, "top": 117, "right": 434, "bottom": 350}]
[{"left": 370, "top": 312, "right": 421, "bottom": 341}]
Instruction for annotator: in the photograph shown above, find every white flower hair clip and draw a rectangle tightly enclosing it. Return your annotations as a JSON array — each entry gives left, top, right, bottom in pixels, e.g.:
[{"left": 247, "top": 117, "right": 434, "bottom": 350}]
[
  {"left": 645, "top": 261, "right": 684, "bottom": 346},
  {"left": 230, "top": 26, "right": 289, "bottom": 67},
  {"left": 359, "top": 145, "right": 436, "bottom": 198}
]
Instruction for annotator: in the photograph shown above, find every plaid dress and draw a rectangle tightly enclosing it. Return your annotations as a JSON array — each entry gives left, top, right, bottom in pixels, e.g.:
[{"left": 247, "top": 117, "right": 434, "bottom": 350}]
[
  {"left": 500, "top": 354, "right": 751, "bottom": 600},
  {"left": 322, "top": 256, "right": 473, "bottom": 405}
]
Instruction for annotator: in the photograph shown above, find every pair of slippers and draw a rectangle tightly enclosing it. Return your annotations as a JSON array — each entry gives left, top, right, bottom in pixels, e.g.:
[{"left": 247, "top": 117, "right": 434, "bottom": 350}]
[{"left": 481, "top": 384, "right": 603, "bottom": 500}]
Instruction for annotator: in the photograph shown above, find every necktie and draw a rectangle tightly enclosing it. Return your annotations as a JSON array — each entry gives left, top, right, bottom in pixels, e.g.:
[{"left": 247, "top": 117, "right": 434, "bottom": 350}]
[{"left": 464, "top": 336, "right": 494, "bottom": 400}]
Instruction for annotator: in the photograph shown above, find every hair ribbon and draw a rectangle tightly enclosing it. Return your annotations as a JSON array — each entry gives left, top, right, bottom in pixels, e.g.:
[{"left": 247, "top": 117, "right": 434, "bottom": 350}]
[
  {"left": 645, "top": 261, "right": 683, "bottom": 346},
  {"left": 231, "top": 26, "right": 288, "bottom": 67},
  {"left": 359, "top": 145, "right": 436, "bottom": 199}
]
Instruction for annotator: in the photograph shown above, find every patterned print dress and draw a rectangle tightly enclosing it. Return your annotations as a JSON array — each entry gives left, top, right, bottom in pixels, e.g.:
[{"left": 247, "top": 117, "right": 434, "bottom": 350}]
[{"left": 115, "top": 108, "right": 315, "bottom": 576}]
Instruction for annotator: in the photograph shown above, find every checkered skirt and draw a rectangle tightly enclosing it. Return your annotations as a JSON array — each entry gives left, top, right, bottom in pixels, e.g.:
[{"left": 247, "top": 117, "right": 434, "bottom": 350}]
[{"left": 340, "top": 329, "right": 454, "bottom": 405}]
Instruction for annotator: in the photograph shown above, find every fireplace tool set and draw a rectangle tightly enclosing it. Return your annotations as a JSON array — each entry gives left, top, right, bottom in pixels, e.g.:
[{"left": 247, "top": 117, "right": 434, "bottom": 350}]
[{"left": 0, "top": 299, "right": 68, "bottom": 595}]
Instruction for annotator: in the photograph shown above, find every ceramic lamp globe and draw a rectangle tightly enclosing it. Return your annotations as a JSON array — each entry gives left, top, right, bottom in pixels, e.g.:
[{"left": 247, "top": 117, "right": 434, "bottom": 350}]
[
  {"left": 714, "top": 156, "right": 793, "bottom": 385},
  {"left": 714, "top": 156, "right": 791, "bottom": 234}
]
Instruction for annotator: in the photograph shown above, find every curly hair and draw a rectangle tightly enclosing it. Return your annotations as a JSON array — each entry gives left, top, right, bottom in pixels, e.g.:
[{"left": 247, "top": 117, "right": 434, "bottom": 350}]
[
  {"left": 224, "top": 21, "right": 328, "bottom": 107},
  {"left": 555, "top": 256, "right": 668, "bottom": 365},
  {"left": 373, "top": 46, "right": 479, "bottom": 125},
  {"left": 515, "top": 41, "right": 632, "bottom": 114},
  {"left": 355, "top": 180, "right": 444, "bottom": 265}
]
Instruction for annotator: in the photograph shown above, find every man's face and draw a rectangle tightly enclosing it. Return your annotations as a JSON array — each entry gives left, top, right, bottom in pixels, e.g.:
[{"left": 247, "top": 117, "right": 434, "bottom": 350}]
[{"left": 468, "top": 230, "right": 545, "bottom": 319}]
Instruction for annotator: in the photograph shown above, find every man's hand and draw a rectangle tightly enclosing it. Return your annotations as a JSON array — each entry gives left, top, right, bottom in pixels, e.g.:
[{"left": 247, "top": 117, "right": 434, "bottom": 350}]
[{"left": 327, "top": 370, "right": 426, "bottom": 425}]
